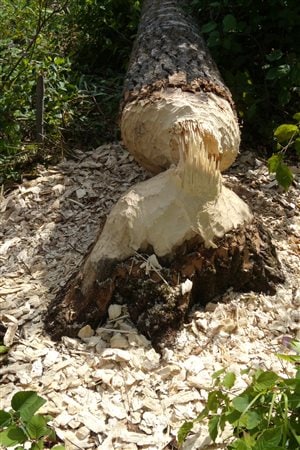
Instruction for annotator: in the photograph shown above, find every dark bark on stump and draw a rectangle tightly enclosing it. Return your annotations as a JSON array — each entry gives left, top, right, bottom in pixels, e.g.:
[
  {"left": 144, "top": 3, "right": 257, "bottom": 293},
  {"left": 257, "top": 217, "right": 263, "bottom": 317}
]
[
  {"left": 44, "top": 219, "right": 284, "bottom": 348},
  {"left": 43, "top": 0, "right": 284, "bottom": 348}
]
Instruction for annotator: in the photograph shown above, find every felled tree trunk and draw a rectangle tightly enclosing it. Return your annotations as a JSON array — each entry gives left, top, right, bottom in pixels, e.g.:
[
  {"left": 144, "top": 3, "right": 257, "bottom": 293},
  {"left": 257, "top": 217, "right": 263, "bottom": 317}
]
[
  {"left": 44, "top": 0, "right": 284, "bottom": 345},
  {"left": 121, "top": 0, "right": 239, "bottom": 173}
]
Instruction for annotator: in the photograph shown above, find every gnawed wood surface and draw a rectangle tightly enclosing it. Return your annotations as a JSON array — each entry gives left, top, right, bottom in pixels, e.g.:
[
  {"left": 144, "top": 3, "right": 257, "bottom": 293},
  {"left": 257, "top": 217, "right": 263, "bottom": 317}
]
[
  {"left": 121, "top": 0, "right": 239, "bottom": 173},
  {"left": 43, "top": 0, "right": 284, "bottom": 347},
  {"left": 0, "top": 145, "right": 299, "bottom": 449},
  {"left": 44, "top": 218, "right": 284, "bottom": 347}
]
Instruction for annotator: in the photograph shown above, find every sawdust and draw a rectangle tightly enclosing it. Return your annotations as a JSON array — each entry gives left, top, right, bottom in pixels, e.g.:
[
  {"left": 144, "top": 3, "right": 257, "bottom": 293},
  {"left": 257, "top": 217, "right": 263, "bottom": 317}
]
[{"left": 0, "top": 143, "right": 299, "bottom": 449}]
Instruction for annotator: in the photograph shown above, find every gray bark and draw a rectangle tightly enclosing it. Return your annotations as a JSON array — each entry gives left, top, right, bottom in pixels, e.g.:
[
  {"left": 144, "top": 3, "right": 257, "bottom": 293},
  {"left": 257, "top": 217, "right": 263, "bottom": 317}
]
[
  {"left": 122, "top": 0, "right": 233, "bottom": 108},
  {"left": 43, "top": 0, "right": 284, "bottom": 347}
]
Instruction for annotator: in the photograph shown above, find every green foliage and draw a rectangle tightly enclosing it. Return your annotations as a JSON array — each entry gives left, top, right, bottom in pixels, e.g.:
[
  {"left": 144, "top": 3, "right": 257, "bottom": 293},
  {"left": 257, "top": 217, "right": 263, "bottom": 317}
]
[
  {"left": 267, "top": 113, "right": 300, "bottom": 190},
  {"left": 0, "top": 0, "right": 141, "bottom": 185},
  {"left": 0, "top": 345, "right": 9, "bottom": 354},
  {"left": 1, "top": 0, "right": 298, "bottom": 189},
  {"left": 0, "top": 0, "right": 78, "bottom": 183},
  {"left": 0, "top": 391, "right": 65, "bottom": 449},
  {"left": 61, "top": 0, "right": 141, "bottom": 150},
  {"left": 67, "top": 0, "right": 141, "bottom": 73},
  {"left": 178, "top": 340, "right": 300, "bottom": 449},
  {"left": 190, "top": 0, "right": 300, "bottom": 147}
]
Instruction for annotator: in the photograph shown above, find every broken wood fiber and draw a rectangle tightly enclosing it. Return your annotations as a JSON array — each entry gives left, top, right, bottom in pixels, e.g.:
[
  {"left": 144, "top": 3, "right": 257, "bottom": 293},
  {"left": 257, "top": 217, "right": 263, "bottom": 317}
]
[{"left": 44, "top": 0, "right": 284, "bottom": 346}]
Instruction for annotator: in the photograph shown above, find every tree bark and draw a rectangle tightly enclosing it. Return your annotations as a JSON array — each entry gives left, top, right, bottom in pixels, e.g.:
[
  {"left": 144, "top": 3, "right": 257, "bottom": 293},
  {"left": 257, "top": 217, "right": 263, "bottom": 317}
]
[
  {"left": 120, "top": 0, "right": 239, "bottom": 173},
  {"left": 44, "top": 0, "right": 284, "bottom": 346},
  {"left": 122, "top": 0, "right": 232, "bottom": 103}
]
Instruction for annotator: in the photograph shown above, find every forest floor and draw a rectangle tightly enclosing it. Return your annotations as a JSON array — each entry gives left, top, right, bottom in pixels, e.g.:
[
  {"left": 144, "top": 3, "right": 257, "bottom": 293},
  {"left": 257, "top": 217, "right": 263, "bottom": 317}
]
[{"left": 0, "top": 143, "right": 299, "bottom": 450}]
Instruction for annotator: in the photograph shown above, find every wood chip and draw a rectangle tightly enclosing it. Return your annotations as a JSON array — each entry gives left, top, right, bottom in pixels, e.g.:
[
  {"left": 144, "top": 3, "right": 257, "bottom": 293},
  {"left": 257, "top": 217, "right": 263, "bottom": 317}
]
[{"left": 0, "top": 145, "right": 299, "bottom": 449}]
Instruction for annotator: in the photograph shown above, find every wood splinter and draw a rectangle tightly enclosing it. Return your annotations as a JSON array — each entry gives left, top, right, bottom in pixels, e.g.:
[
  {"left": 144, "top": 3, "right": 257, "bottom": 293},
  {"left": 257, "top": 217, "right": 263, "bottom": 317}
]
[{"left": 44, "top": 0, "right": 284, "bottom": 347}]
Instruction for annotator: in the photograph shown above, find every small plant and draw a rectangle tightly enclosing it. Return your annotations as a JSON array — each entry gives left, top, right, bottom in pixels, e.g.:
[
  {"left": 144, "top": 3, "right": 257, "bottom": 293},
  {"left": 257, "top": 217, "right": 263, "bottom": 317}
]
[
  {"left": 267, "top": 113, "right": 300, "bottom": 190},
  {"left": 190, "top": 1, "right": 300, "bottom": 148},
  {"left": 178, "top": 340, "right": 300, "bottom": 449},
  {"left": 0, "top": 391, "right": 65, "bottom": 450},
  {"left": 0, "top": 345, "right": 9, "bottom": 355}
]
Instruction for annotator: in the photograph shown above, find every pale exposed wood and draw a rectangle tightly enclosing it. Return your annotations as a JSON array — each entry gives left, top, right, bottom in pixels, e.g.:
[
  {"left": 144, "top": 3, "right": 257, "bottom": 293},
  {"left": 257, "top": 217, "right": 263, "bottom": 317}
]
[
  {"left": 41, "top": 0, "right": 285, "bottom": 345},
  {"left": 0, "top": 144, "right": 299, "bottom": 449},
  {"left": 121, "top": 0, "right": 239, "bottom": 174},
  {"left": 121, "top": 90, "right": 240, "bottom": 173}
]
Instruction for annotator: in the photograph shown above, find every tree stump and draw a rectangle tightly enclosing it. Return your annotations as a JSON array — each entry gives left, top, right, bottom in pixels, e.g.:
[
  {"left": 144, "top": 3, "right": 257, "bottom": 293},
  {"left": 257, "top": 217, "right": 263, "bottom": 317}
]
[{"left": 44, "top": 0, "right": 284, "bottom": 347}]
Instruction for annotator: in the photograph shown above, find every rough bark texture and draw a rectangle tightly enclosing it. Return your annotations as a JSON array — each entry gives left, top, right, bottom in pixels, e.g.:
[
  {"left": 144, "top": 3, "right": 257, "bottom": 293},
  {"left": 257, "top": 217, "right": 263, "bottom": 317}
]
[
  {"left": 120, "top": 0, "right": 240, "bottom": 174},
  {"left": 44, "top": 219, "right": 284, "bottom": 348},
  {"left": 122, "top": 0, "right": 234, "bottom": 108},
  {"left": 44, "top": 0, "right": 284, "bottom": 348}
]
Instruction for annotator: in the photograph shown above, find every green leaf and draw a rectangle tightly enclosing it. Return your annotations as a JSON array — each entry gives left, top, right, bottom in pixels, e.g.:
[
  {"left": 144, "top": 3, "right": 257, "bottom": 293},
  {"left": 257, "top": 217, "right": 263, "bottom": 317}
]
[
  {"left": 287, "top": 392, "right": 300, "bottom": 408},
  {"left": 46, "top": 426, "right": 57, "bottom": 442},
  {"left": 207, "top": 390, "right": 225, "bottom": 412},
  {"left": 277, "top": 354, "right": 300, "bottom": 364},
  {"left": 266, "top": 50, "right": 283, "bottom": 62},
  {"left": 195, "top": 407, "right": 209, "bottom": 423},
  {"left": 253, "top": 445, "right": 283, "bottom": 450},
  {"left": 266, "top": 65, "right": 290, "bottom": 80},
  {"left": 244, "top": 410, "right": 261, "bottom": 430},
  {"left": 293, "top": 113, "right": 300, "bottom": 122},
  {"left": 290, "top": 339, "right": 300, "bottom": 354},
  {"left": 276, "top": 162, "right": 293, "bottom": 191},
  {"left": 223, "top": 14, "right": 237, "bottom": 32},
  {"left": 208, "top": 415, "right": 219, "bottom": 441},
  {"left": 42, "top": 414, "right": 54, "bottom": 424},
  {"left": 0, "top": 425, "right": 27, "bottom": 447},
  {"left": 223, "top": 372, "right": 236, "bottom": 389},
  {"left": 254, "top": 426, "right": 282, "bottom": 448},
  {"left": 274, "top": 124, "right": 299, "bottom": 143},
  {"left": 293, "top": 138, "right": 300, "bottom": 156},
  {"left": 26, "top": 414, "right": 51, "bottom": 440},
  {"left": 207, "top": 30, "right": 220, "bottom": 47},
  {"left": 268, "top": 154, "right": 282, "bottom": 173},
  {"left": 30, "top": 441, "right": 44, "bottom": 449},
  {"left": 11, "top": 391, "right": 46, "bottom": 422},
  {"left": 201, "top": 21, "right": 217, "bottom": 33},
  {"left": 177, "top": 421, "right": 194, "bottom": 444},
  {"left": 282, "top": 377, "right": 300, "bottom": 389},
  {"left": 0, "top": 410, "right": 11, "bottom": 427},
  {"left": 229, "top": 438, "right": 250, "bottom": 450},
  {"left": 52, "top": 446, "right": 66, "bottom": 450},
  {"left": 212, "top": 368, "right": 226, "bottom": 380},
  {"left": 278, "top": 89, "right": 291, "bottom": 106},
  {"left": 232, "top": 396, "right": 250, "bottom": 413},
  {"left": 253, "top": 371, "right": 280, "bottom": 391},
  {"left": 226, "top": 409, "right": 241, "bottom": 425},
  {"left": 0, "top": 345, "right": 9, "bottom": 354},
  {"left": 54, "top": 56, "right": 65, "bottom": 65}
]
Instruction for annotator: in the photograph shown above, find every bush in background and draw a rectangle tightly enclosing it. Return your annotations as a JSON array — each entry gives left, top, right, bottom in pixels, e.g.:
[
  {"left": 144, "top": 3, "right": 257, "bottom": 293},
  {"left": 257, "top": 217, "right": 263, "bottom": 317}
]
[
  {"left": 190, "top": 0, "right": 300, "bottom": 149},
  {"left": 0, "top": 0, "right": 141, "bottom": 185},
  {"left": 1, "top": 0, "right": 299, "bottom": 187}
]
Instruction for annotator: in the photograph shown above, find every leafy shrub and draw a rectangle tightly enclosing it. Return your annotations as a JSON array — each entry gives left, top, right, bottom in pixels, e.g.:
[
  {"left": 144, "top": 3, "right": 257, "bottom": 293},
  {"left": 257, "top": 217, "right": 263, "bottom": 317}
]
[
  {"left": 67, "top": 0, "right": 141, "bottom": 74},
  {"left": 267, "top": 113, "right": 300, "bottom": 190},
  {"left": 190, "top": 0, "right": 300, "bottom": 148},
  {"left": 0, "top": 0, "right": 141, "bottom": 185},
  {"left": 0, "top": 0, "right": 78, "bottom": 183},
  {"left": 178, "top": 340, "right": 300, "bottom": 449},
  {"left": 0, "top": 391, "right": 65, "bottom": 449}
]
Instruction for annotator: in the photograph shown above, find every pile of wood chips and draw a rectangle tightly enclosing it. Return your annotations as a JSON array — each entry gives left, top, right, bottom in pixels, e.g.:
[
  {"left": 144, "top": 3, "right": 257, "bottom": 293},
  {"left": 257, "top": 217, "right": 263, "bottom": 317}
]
[{"left": 0, "top": 143, "right": 299, "bottom": 449}]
